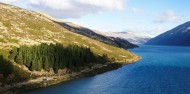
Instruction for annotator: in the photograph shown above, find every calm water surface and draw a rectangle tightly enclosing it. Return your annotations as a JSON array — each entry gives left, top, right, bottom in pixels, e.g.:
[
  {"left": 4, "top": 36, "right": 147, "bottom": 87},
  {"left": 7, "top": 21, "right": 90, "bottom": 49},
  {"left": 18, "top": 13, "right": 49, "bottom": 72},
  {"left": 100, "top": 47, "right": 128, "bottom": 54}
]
[{"left": 23, "top": 45, "right": 190, "bottom": 94}]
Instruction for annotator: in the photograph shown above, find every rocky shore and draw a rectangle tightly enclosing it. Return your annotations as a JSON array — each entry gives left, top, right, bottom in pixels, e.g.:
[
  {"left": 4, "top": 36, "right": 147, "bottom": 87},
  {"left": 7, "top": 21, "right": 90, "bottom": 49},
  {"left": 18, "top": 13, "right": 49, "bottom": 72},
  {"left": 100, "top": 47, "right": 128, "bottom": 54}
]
[{"left": 1, "top": 56, "right": 141, "bottom": 94}]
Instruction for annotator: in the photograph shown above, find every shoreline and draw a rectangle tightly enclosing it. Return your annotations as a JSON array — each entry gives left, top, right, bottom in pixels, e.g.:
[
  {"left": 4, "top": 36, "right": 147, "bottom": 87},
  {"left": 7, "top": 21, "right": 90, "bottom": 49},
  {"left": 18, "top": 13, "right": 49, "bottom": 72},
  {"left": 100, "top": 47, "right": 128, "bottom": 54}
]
[{"left": 1, "top": 56, "right": 141, "bottom": 94}]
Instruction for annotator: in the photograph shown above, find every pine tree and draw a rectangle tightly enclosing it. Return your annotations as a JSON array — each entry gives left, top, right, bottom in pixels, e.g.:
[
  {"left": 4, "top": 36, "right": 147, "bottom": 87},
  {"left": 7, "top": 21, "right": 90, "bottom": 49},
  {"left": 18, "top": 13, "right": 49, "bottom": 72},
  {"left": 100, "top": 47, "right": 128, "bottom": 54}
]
[{"left": 10, "top": 43, "right": 109, "bottom": 73}]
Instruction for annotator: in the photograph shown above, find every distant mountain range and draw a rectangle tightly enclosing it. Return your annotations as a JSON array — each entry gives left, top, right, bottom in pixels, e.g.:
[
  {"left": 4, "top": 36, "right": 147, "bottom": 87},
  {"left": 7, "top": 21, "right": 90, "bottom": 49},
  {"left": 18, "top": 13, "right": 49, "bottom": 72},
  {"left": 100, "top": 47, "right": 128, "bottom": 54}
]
[
  {"left": 101, "top": 32, "right": 151, "bottom": 44},
  {"left": 55, "top": 22, "right": 138, "bottom": 49},
  {"left": 146, "top": 21, "right": 190, "bottom": 46}
]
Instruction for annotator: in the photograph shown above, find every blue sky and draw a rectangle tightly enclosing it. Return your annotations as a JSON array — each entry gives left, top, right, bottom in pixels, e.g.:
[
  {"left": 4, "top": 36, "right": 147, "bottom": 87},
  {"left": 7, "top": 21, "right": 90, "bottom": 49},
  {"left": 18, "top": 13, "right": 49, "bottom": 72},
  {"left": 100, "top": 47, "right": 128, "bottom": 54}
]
[{"left": 1, "top": 0, "right": 190, "bottom": 37}]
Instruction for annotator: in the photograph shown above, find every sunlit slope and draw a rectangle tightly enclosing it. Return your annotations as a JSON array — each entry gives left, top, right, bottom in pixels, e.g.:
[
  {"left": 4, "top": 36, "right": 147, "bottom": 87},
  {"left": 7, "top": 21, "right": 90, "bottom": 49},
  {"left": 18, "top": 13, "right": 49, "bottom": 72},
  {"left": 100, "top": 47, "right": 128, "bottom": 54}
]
[{"left": 0, "top": 3, "right": 138, "bottom": 61}]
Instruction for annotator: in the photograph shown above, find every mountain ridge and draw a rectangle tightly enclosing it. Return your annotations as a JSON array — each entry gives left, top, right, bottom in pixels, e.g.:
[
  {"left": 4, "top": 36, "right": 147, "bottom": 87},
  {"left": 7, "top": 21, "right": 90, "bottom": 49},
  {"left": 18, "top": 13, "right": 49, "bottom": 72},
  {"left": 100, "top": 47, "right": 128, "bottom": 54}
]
[
  {"left": 55, "top": 21, "right": 138, "bottom": 49},
  {"left": 146, "top": 21, "right": 190, "bottom": 46},
  {"left": 37, "top": 11, "right": 137, "bottom": 49}
]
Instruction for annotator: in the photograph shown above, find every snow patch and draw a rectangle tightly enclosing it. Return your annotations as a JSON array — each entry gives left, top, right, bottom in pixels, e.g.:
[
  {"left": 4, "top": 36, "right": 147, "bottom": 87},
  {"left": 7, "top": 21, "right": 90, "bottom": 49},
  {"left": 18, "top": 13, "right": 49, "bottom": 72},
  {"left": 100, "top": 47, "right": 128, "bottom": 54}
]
[
  {"left": 182, "top": 27, "right": 190, "bottom": 32},
  {"left": 187, "top": 27, "right": 190, "bottom": 30}
]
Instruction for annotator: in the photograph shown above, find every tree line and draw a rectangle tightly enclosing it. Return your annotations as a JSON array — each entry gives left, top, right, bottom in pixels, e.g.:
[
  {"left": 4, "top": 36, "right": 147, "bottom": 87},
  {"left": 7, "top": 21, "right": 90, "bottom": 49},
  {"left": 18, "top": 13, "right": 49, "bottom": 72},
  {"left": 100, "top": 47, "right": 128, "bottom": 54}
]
[{"left": 9, "top": 43, "right": 109, "bottom": 73}]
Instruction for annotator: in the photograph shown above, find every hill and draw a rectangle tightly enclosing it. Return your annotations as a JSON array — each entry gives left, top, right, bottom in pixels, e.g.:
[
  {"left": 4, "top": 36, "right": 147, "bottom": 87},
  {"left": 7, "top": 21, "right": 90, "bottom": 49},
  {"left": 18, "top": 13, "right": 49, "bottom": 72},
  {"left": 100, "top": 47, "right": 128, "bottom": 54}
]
[
  {"left": 146, "top": 21, "right": 190, "bottom": 46},
  {"left": 0, "top": 3, "right": 138, "bottom": 61},
  {"left": 0, "top": 3, "right": 141, "bottom": 93}
]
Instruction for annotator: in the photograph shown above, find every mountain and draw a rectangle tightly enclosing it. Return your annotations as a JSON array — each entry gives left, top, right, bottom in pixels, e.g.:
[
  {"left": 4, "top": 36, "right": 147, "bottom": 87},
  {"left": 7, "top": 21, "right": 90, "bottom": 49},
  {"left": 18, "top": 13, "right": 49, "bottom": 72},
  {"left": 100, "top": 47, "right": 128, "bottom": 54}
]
[
  {"left": 146, "top": 21, "right": 190, "bottom": 46},
  {"left": 0, "top": 3, "right": 138, "bottom": 61},
  {"left": 54, "top": 22, "right": 138, "bottom": 49},
  {"left": 0, "top": 3, "right": 142, "bottom": 93},
  {"left": 102, "top": 31, "right": 150, "bottom": 44}
]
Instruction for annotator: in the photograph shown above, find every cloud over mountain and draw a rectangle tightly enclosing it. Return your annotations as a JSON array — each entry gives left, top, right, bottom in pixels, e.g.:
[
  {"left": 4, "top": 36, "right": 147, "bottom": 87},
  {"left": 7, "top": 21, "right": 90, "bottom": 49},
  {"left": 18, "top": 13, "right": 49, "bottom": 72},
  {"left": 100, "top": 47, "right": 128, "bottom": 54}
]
[
  {"left": 154, "top": 10, "right": 185, "bottom": 23},
  {"left": 30, "top": 0, "right": 125, "bottom": 18},
  {"left": 0, "top": 0, "right": 125, "bottom": 19},
  {"left": 0, "top": 0, "right": 19, "bottom": 3}
]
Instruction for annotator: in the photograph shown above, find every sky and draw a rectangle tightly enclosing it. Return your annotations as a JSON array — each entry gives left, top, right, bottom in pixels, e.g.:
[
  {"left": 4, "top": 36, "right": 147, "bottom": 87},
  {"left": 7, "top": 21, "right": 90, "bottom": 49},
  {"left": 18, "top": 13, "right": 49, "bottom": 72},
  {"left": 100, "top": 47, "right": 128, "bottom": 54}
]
[{"left": 1, "top": 0, "right": 190, "bottom": 37}]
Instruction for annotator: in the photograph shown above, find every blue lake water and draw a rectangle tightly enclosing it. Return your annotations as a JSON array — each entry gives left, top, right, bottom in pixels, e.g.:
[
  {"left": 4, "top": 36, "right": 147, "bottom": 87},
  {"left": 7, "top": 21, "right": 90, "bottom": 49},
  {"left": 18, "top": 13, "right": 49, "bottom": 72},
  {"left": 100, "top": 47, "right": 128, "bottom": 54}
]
[{"left": 23, "top": 45, "right": 190, "bottom": 94}]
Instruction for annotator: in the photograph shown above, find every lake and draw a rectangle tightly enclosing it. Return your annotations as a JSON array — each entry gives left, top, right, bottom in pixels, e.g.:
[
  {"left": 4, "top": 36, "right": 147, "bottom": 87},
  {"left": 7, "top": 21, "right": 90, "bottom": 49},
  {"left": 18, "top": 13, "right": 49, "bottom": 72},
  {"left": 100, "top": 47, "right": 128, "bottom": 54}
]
[{"left": 23, "top": 45, "right": 190, "bottom": 94}]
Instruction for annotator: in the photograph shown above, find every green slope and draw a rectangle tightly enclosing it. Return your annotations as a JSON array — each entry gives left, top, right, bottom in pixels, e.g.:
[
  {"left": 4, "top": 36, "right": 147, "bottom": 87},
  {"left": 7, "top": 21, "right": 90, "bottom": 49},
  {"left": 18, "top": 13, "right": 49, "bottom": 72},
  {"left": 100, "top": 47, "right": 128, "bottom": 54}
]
[{"left": 0, "top": 3, "right": 138, "bottom": 62}]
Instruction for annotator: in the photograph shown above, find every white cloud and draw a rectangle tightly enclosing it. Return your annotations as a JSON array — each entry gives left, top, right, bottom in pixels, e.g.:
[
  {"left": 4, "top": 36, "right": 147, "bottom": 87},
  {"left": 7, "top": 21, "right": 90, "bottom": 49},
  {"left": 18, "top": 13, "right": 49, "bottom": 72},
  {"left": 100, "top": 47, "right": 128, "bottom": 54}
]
[
  {"left": 154, "top": 10, "right": 185, "bottom": 23},
  {"left": 132, "top": 7, "right": 144, "bottom": 15},
  {"left": 27, "top": 0, "right": 125, "bottom": 19},
  {"left": 30, "top": 0, "right": 74, "bottom": 10},
  {"left": 78, "top": 0, "right": 124, "bottom": 10},
  {"left": 0, "top": 0, "right": 19, "bottom": 3}
]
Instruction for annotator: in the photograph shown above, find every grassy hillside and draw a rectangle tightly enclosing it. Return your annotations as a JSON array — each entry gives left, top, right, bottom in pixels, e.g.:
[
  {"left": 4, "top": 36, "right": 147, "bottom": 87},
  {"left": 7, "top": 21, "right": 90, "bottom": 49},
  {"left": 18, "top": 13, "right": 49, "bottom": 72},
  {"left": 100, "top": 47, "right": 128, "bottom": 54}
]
[{"left": 0, "top": 3, "right": 138, "bottom": 62}]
